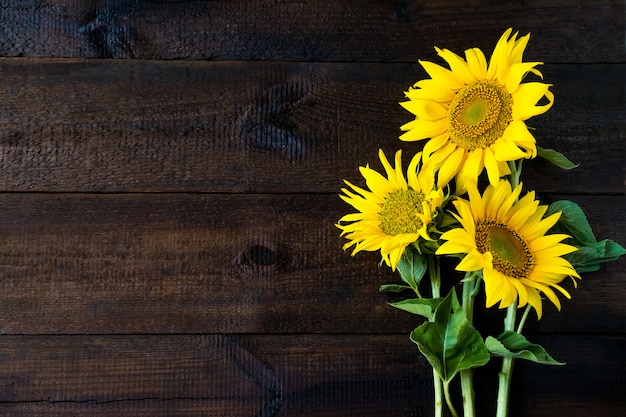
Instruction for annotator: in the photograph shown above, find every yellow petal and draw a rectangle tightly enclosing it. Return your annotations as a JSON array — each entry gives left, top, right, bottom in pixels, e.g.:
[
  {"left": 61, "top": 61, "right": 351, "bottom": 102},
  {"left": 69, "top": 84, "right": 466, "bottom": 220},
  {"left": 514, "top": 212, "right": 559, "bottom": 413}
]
[
  {"left": 361, "top": 167, "right": 394, "bottom": 196},
  {"left": 456, "top": 249, "right": 486, "bottom": 271},
  {"left": 506, "top": 191, "right": 539, "bottom": 229},
  {"left": 526, "top": 289, "right": 543, "bottom": 319},
  {"left": 487, "top": 28, "right": 514, "bottom": 83},
  {"left": 496, "top": 182, "right": 524, "bottom": 221},
  {"left": 505, "top": 62, "right": 543, "bottom": 93},
  {"left": 464, "top": 47, "right": 488, "bottom": 80},
  {"left": 461, "top": 149, "right": 484, "bottom": 181},
  {"left": 500, "top": 121, "right": 537, "bottom": 157},
  {"left": 406, "top": 79, "right": 456, "bottom": 102},
  {"left": 422, "top": 133, "right": 451, "bottom": 161},
  {"left": 524, "top": 212, "right": 561, "bottom": 241},
  {"left": 436, "top": 47, "right": 476, "bottom": 84},
  {"left": 438, "top": 147, "right": 466, "bottom": 188},
  {"left": 492, "top": 132, "right": 528, "bottom": 161},
  {"left": 453, "top": 198, "right": 477, "bottom": 236},
  {"left": 483, "top": 149, "right": 501, "bottom": 186},
  {"left": 400, "top": 99, "right": 448, "bottom": 121},
  {"left": 484, "top": 179, "right": 512, "bottom": 219},
  {"left": 512, "top": 82, "right": 554, "bottom": 120},
  {"left": 529, "top": 234, "right": 571, "bottom": 252},
  {"left": 534, "top": 242, "right": 578, "bottom": 259},
  {"left": 466, "top": 182, "right": 486, "bottom": 219},
  {"left": 419, "top": 60, "right": 465, "bottom": 90},
  {"left": 508, "top": 31, "right": 530, "bottom": 65},
  {"left": 400, "top": 119, "right": 448, "bottom": 141}
]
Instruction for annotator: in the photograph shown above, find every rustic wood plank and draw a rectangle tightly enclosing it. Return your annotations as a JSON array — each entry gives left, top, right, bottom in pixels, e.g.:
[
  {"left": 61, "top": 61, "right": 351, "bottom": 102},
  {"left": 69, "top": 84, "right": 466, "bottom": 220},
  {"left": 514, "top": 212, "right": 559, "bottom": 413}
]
[
  {"left": 473, "top": 334, "right": 626, "bottom": 417},
  {"left": 0, "top": 193, "right": 622, "bottom": 335},
  {"left": 0, "top": 59, "right": 623, "bottom": 194},
  {"left": 0, "top": 334, "right": 431, "bottom": 417},
  {"left": 0, "top": 0, "right": 622, "bottom": 63},
  {"left": 0, "top": 334, "right": 621, "bottom": 417}
]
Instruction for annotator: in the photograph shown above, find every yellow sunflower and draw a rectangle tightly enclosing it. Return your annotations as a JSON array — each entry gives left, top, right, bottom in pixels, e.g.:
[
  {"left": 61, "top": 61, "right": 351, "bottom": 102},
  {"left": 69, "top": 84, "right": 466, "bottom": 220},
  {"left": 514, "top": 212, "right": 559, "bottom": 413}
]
[
  {"left": 400, "top": 28, "right": 554, "bottom": 192},
  {"left": 337, "top": 149, "right": 444, "bottom": 271},
  {"left": 436, "top": 180, "right": 579, "bottom": 318}
]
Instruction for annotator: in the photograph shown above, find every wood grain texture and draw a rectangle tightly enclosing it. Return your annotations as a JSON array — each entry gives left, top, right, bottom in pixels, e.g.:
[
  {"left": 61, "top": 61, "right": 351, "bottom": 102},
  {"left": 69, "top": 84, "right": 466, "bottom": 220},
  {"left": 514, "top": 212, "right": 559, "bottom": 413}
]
[
  {"left": 0, "top": 0, "right": 623, "bottom": 63},
  {"left": 0, "top": 1, "right": 623, "bottom": 415},
  {"left": 0, "top": 59, "right": 623, "bottom": 194},
  {"left": 0, "top": 193, "right": 622, "bottom": 335},
  {"left": 0, "top": 334, "right": 621, "bottom": 417}
]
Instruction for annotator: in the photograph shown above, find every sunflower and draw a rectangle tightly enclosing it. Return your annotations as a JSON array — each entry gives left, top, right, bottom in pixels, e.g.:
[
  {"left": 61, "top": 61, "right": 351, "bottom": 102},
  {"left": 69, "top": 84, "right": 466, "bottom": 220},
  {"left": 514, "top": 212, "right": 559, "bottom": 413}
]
[
  {"left": 436, "top": 180, "right": 579, "bottom": 318},
  {"left": 399, "top": 28, "right": 554, "bottom": 192},
  {"left": 337, "top": 149, "right": 444, "bottom": 271}
]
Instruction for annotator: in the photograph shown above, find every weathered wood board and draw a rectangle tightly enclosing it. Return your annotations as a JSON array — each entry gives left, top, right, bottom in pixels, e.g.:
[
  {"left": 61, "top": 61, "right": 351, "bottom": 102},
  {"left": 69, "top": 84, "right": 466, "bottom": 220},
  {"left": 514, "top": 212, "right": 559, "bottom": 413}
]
[{"left": 0, "top": 0, "right": 623, "bottom": 415}]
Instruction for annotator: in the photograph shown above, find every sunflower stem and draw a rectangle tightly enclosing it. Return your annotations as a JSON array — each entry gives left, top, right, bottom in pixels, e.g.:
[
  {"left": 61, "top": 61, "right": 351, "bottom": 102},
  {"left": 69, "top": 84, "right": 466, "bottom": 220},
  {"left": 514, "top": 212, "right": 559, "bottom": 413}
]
[
  {"left": 460, "top": 273, "right": 478, "bottom": 417},
  {"left": 507, "top": 160, "right": 523, "bottom": 189},
  {"left": 428, "top": 255, "right": 443, "bottom": 417},
  {"left": 496, "top": 303, "right": 518, "bottom": 417},
  {"left": 444, "top": 380, "right": 461, "bottom": 417},
  {"left": 516, "top": 304, "right": 532, "bottom": 334}
]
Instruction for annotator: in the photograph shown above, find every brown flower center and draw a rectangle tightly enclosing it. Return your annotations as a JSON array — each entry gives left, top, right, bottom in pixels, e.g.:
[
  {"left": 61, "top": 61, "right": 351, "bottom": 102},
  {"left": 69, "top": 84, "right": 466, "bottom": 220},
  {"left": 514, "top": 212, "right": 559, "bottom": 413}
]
[
  {"left": 448, "top": 80, "right": 513, "bottom": 151},
  {"left": 380, "top": 189, "right": 425, "bottom": 236},
  {"left": 475, "top": 219, "right": 534, "bottom": 278}
]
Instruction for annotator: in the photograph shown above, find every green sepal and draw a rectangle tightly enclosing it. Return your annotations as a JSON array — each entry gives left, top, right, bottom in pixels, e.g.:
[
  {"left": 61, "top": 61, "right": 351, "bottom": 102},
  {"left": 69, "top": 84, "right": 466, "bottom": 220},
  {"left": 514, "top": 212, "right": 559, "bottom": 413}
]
[
  {"left": 486, "top": 331, "right": 564, "bottom": 365},
  {"left": 537, "top": 146, "right": 579, "bottom": 170},
  {"left": 409, "top": 289, "right": 490, "bottom": 382},
  {"left": 388, "top": 297, "right": 442, "bottom": 321},
  {"left": 396, "top": 248, "right": 428, "bottom": 296},
  {"left": 415, "top": 238, "right": 442, "bottom": 255},
  {"left": 547, "top": 200, "right": 626, "bottom": 272}
]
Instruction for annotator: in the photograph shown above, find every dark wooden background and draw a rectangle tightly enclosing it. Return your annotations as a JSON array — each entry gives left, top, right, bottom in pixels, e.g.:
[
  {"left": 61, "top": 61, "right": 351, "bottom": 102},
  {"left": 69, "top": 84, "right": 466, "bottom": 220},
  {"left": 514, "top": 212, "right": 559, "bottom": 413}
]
[{"left": 0, "top": 1, "right": 624, "bottom": 416}]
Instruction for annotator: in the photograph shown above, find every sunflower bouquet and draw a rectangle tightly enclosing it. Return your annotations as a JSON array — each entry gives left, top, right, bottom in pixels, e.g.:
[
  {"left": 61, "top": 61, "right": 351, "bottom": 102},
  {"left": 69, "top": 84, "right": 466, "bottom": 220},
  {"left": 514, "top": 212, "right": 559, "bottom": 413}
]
[{"left": 336, "top": 29, "right": 625, "bottom": 417}]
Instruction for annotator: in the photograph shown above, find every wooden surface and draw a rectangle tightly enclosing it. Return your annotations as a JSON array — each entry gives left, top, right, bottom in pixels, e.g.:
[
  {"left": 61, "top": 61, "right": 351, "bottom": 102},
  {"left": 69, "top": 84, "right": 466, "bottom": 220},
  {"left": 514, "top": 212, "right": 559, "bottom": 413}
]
[{"left": 0, "top": 1, "right": 624, "bottom": 416}]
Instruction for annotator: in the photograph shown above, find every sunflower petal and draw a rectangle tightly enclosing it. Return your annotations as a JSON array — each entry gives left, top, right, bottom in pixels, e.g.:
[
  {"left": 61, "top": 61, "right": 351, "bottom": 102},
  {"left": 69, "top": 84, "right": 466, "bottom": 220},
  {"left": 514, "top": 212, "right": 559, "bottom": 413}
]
[
  {"left": 512, "top": 82, "right": 554, "bottom": 120},
  {"left": 465, "top": 47, "right": 488, "bottom": 79},
  {"left": 436, "top": 47, "right": 476, "bottom": 84},
  {"left": 419, "top": 60, "right": 465, "bottom": 90},
  {"left": 400, "top": 119, "right": 448, "bottom": 141},
  {"left": 400, "top": 99, "right": 448, "bottom": 121}
]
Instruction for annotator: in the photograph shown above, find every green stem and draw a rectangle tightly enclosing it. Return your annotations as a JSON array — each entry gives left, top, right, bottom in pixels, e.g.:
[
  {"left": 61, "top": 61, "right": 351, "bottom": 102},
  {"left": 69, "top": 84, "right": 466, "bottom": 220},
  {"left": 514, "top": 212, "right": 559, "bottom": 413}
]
[
  {"left": 516, "top": 305, "right": 532, "bottom": 334},
  {"left": 428, "top": 255, "right": 441, "bottom": 299},
  {"left": 428, "top": 255, "right": 443, "bottom": 417},
  {"left": 460, "top": 274, "right": 478, "bottom": 417},
  {"left": 433, "top": 370, "right": 443, "bottom": 417},
  {"left": 444, "top": 380, "right": 461, "bottom": 417},
  {"left": 496, "top": 303, "right": 518, "bottom": 417},
  {"left": 496, "top": 160, "right": 524, "bottom": 417},
  {"left": 507, "top": 160, "right": 523, "bottom": 189}
]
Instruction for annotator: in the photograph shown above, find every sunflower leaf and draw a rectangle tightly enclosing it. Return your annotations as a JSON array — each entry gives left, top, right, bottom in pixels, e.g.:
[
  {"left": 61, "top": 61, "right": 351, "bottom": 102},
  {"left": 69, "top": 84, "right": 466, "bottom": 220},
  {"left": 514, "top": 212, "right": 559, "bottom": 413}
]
[
  {"left": 409, "top": 289, "right": 490, "bottom": 382},
  {"left": 546, "top": 200, "right": 596, "bottom": 246},
  {"left": 547, "top": 200, "right": 626, "bottom": 272},
  {"left": 485, "top": 331, "right": 564, "bottom": 365},
  {"left": 379, "top": 284, "right": 413, "bottom": 293},
  {"left": 396, "top": 248, "right": 428, "bottom": 295},
  {"left": 565, "top": 239, "right": 626, "bottom": 273},
  {"left": 537, "top": 146, "right": 579, "bottom": 170},
  {"left": 388, "top": 297, "right": 442, "bottom": 320}
]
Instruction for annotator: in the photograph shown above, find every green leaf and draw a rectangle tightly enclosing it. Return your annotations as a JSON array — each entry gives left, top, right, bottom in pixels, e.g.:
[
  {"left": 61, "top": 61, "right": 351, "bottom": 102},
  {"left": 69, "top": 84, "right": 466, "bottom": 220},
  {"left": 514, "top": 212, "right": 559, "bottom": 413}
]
[
  {"left": 379, "top": 284, "right": 413, "bottom": 293},
  {"left": 486, "top": 331, "right": 564, "bottom": 365},
  {"left": 409, "top": 289, "right": 490, "bottom": 382},
  {"left": 565, "top": 239, "right": 626, "bottom": 273},
  {"left": 546, "top": 200, "right": 596, "bottom": 246},
  {"left": 547, "top": 200, "right": 626, "bottom": 272},
  {"left": 396, "top": 248, "right": 428, "bottom": 295},
  {"left": 388, "top": 297, "right": 442, "bottom": 320},
  {"left": 537, "top": 146, "right": 579, "bottom": 170}
]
